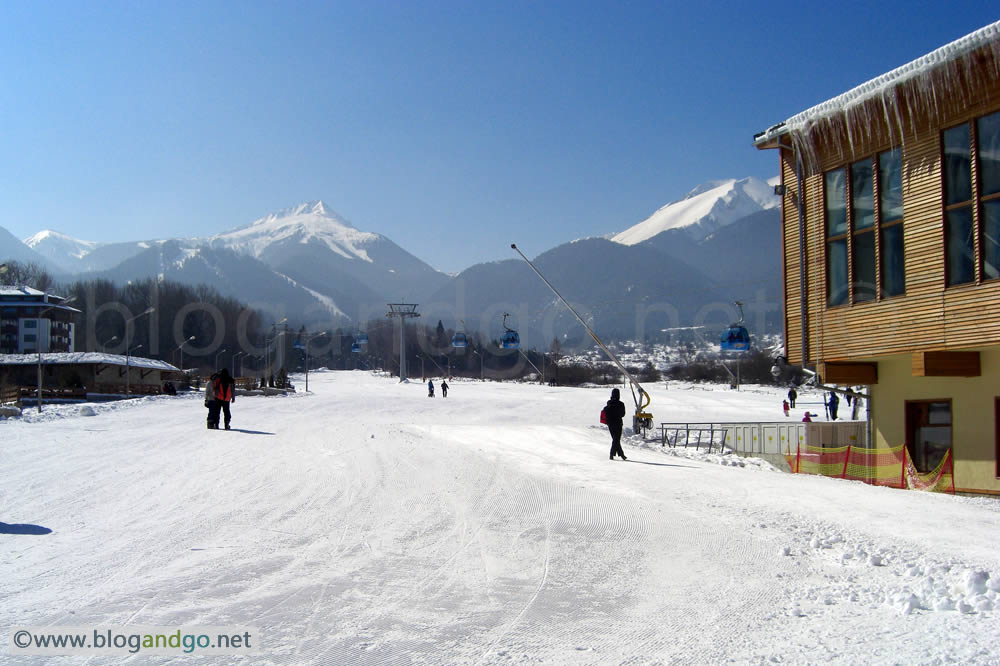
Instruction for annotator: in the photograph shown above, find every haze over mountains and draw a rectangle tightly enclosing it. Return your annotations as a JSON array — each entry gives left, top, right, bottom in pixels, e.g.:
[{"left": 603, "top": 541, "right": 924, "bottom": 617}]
[{"left": 4, "top": 177, "right": 782, "bottom": 346}]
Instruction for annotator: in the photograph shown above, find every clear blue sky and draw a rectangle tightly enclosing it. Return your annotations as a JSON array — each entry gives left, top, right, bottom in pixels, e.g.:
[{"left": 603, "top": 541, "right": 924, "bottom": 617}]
[{"left": 1, "top": 2, "right": 996, "bottom": 273}]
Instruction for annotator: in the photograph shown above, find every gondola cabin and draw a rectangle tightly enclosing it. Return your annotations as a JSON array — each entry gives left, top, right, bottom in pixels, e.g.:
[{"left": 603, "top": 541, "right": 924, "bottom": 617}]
[
  {"left": 451, "top": 332, "right": 468, "bottom": 348},
  {"left": 351, "top": 341, "right": 362, "bottom": 353},
  {"left": 501, "top": 330, "right": 519, "bottom": 349},
  {"left": 357, "top": 332, "right": 369, "bottom": 345},
  {"left": 720, "top": 326, "right": 750, "bottom": 353}
]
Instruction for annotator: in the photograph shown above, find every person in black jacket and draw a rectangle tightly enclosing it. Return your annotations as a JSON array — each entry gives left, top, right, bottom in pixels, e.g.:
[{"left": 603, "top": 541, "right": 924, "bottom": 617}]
[
  {"left": 205, "top": 368, "right": 236, "bottom": 430},
  {"left": 605, "top": 388, "right": 627, "bottom": 461}
]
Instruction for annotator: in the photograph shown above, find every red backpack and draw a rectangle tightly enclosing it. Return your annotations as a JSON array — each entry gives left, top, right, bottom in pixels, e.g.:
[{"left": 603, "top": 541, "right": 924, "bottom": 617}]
[
  {"left": 600, "top": 408, "right": 607, "bottom": 424},
  {"left": 213, "top": 376, "right": 232, "bottom": 401}
]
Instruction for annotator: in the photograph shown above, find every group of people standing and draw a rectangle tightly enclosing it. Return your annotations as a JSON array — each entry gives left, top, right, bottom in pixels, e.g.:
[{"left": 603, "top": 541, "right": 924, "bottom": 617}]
[
  {"left": 783, "top": 386, "right": 862, "bottom": 421},
  {"left": 427, "top": 380, "right": 449, "bottom": 398},
  {"left": 205, "top": 368, "right": 236, "bottom": 430}
]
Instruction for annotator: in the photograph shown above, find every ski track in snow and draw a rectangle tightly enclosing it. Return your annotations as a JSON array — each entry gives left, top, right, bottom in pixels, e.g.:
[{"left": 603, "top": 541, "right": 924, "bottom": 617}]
[{"left": 2, "top": 371, "right": 999, "bottom": 665}]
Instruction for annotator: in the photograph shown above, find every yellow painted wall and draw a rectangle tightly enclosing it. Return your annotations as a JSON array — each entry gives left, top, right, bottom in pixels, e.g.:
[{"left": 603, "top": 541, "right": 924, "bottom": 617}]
[{"left": 871, "top": 348, "right": 1000, "bottom": 493}]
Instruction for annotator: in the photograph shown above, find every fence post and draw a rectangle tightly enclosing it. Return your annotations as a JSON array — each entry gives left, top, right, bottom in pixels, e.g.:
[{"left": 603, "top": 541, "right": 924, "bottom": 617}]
[
  {"left": 795, "top": 442, "right": 801, "bottom": 474},
  {"left": 709, "top": 424, "right": 714, "bottom": 453},
  {"left": 900, "top": 445, "right": 907, "bottom": 490},
  {"left": 948, "top": 449, "right": 956, "bottom": 495},
  {"left": 841, "top": 445, "right": 852, "bottom": 479}
]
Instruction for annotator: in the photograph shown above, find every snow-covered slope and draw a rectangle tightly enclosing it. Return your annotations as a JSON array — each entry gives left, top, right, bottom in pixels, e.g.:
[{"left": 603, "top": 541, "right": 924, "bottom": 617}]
[
  {"left": 3, "top": 372, "right": 999, "bottom": 664},
  {"left": 612, "top": 176, "right": 780, "bottom": 245},
  {"left": 206, "top": 201, "right": 380, "bottom": 262}
]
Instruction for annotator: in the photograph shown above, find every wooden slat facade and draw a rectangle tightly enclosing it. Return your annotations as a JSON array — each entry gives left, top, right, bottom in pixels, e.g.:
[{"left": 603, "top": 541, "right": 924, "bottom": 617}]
[{"left": 773, "top": 47, "right": 1000, "bottom": 368}]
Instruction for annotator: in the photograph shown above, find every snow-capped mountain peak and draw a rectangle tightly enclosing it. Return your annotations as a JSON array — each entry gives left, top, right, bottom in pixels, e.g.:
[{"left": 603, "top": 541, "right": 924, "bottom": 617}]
[
  {"left": 612, "top": 176, "right": 780, "bottom": 245},
  {"left": 210, "top": 200, "right": 380, "bottom": 262},
  {"left": 23, "top": 229, "right": 99, "bottom": 261}
]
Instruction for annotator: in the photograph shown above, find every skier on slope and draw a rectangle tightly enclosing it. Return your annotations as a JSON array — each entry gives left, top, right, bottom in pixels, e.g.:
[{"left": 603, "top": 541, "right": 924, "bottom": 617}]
[
  {"left": 605, "top": 388, "right": 627, "bottom": 461},
  {"left": 428, "top": 380, "right": 435, "bottom": 398},
  {"left": 441, "top": 380, "right": 449, "bottom": 398}
]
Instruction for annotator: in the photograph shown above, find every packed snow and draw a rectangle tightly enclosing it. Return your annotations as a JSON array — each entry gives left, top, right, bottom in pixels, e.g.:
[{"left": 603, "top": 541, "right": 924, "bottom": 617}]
[{"left": 3, "top": 371, "right": 999, "bottom": 664}]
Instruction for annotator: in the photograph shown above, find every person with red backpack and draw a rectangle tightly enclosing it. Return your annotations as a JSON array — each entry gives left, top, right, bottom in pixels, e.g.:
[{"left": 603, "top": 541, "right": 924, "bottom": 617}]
[
  {"left": 604, "top": 388, "right": 627, "bottom": 461},
  {"left": 205, "top": 368, "right": 236, "bottom": 430}
]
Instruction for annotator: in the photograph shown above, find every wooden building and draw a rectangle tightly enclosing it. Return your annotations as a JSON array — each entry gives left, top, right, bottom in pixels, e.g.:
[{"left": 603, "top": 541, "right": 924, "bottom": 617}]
[
  {"left": 754, "top": 21, "right": 1000, "bottom": 494},
  {"left": 0, "top": 352, "right": 182, "bottom": 399}
]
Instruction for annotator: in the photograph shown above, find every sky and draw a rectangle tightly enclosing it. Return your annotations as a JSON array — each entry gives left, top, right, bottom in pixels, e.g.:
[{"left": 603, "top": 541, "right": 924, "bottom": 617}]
[{"left": 0, "top": 2, "right": 997, "bottom": 274}]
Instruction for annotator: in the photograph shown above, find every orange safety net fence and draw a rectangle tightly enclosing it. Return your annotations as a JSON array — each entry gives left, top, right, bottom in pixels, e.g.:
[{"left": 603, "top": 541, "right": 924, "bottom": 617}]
[{"left": 784, "top": 442, "right": 955, "bottom": 493}]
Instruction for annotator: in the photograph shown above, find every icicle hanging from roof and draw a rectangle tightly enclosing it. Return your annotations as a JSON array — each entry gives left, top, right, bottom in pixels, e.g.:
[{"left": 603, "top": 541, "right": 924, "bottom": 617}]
[{"left": 757, "top": 20, "right": 1000, "bottom": 172}]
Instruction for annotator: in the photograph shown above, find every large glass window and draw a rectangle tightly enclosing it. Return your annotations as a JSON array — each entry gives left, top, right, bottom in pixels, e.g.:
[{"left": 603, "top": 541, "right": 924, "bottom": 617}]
[
  {"left": 825, "top": 170, "right": 849, "bottom": 306},
  {"left": 906, "top": 400, "right": 952, "bottom": 474},
  {"left": 944, "top": 124, "right": 975, "bottom": 285},
  {"left": 942, "top": 111, "right": 1000, "bottom": 285},
  {"left": 979, "top": 112, "right": 1000, "bottom": 197},
  {"left": 825, "top": 148, "right": 904, "bottom": 305},
  {"left": 983, "top": 200, "right": 1000, "bottom": 280},
  {"left": 879, "top": 148, "right": 905, "bottom": 297},
  {"left": 947, "top": 208, "right": 976, "bottom": 284},
  {"left": 979, "top": 112, "right": 1000, "bottom": 281},
  {"left": 851, "top": 159, "right": 876, "bottom": 301}
]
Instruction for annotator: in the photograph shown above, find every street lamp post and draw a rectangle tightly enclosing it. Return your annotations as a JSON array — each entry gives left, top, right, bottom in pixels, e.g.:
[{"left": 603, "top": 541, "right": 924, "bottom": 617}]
[
  {"left": 36, "top": 294, "right": 77, "bottom": 412},
  {"left": 233, "top": 351, "right": 245, "bottom": 377},
  {"left": 215, "top": 348, "right": 227, "bottom": 371},
  {"left": 264, "top": 317, "right": 288, "bottom": 381},
  {"left": 302, "top": 332, "right": 327, "bottom": 392},
  {"left": 124, "top": 306, "right": 155, "bottom": 398},
  {"left": 126, "top": 344, "right": 142, "bottom": 398},
  {"left": 471, "top": 348, "right": 484, "bottom": 381},
  {"left": 174, "top": 335, "right": 196, "bottom": 372}
]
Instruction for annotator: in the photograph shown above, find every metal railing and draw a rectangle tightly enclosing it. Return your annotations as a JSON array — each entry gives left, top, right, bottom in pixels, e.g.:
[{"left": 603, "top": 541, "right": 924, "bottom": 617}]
[
  {"left": 659, "top": 423, "right": 730, "bottom": 454},
  {"left": 659, "top": 421, "right": 814, "bottom": 456}
]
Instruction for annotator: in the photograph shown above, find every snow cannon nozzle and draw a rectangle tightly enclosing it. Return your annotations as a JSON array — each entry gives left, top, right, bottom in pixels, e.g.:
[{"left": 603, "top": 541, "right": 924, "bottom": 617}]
[{"left": 511, "top": 243, "right": 517, "bottom": 249}]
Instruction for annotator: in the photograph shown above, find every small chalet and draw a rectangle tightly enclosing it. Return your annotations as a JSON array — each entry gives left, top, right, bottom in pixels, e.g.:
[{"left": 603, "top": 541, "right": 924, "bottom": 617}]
[{"left": 0, "top": 352, "right": 182, "bottom": 399}]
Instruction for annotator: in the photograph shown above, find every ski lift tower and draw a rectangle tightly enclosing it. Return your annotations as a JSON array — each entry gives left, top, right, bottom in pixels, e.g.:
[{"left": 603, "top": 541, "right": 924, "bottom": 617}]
[{"left": 386, "top": 303, "right": 420, "bottom": 382}]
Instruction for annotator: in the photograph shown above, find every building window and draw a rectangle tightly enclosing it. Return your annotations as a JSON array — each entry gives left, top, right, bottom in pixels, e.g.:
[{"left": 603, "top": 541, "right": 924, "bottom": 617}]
[
  {"left": 24, "top": 319, "right": 37, "bottom": 328},
  {"left": 825, "top": 170, "right": 849, "bottom": 306},
  {"left": 905, "top": 400, "right": 952, "bottom": 474},
  {"left": 942, "top": 110, "right": 1000, "bottom": 285},
  {"left": 825, "top": 147, "right": 904, "bottom": 305},
  {"left": 980, "top": 112, "right": 1000, "bottom": 280},
  {"left": 24, "top": 334, "right": 36, "bottom": 342},
  {"left": 879, "top": 148, "right": 905, "bottom": 297},
  {"left": 851, "top": 158, "right": 877, "bottom": 302}
]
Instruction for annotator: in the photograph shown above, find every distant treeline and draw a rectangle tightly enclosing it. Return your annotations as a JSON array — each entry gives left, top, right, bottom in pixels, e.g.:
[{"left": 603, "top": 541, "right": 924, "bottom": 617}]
[{"left": 2, "top": 260, "right": 798, "bottom": 385}]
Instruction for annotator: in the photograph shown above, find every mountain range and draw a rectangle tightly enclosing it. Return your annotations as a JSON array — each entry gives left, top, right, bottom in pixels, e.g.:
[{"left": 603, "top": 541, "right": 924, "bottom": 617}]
[{"left": 3, "top": 177, "right": 782, "bottom": 346}]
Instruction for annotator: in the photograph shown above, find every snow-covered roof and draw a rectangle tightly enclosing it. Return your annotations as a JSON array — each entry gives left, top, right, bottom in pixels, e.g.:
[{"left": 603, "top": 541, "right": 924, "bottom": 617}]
[
  {"left": 0, "top": 352, "right": 179, "bottom": 371},
  {"left": 0, "top": 286, "right": 48, "bottom": 297},
  {"left": 755, "top": 20, "right": 1000, "bottom": 153}
]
